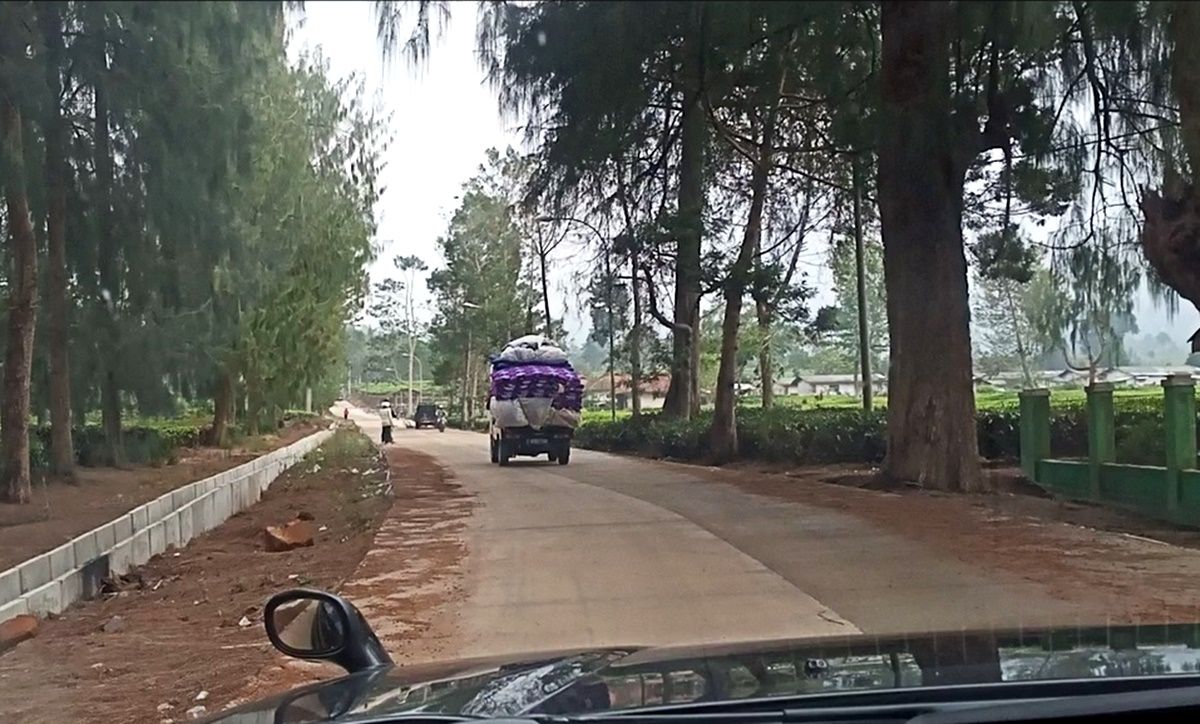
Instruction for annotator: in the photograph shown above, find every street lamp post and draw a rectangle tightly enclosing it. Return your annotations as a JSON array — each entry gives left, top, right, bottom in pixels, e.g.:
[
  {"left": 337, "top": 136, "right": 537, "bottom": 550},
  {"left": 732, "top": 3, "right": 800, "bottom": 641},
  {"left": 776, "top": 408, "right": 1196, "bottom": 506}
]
[{"left": 537, "top": 216, "right": 616, "bottom": 421}]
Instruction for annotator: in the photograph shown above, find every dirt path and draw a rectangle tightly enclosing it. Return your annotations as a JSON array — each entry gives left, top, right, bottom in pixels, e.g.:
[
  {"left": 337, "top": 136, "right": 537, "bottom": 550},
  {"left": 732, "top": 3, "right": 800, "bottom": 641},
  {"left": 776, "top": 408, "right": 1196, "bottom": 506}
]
[
  {"left": 0, "top": 429, "right": 389, "bottom": 724},
  {"left": 227, "top": 445, "right": 474, "bottom": 707},
  {"left": 0, "top": 420, "right": 322, "bottom": 572}
]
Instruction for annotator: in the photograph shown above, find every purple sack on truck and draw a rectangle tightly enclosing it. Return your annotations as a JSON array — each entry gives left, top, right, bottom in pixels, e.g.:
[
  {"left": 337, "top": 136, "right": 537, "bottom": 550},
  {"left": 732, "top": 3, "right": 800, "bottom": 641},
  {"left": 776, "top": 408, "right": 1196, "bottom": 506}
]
[{"left": 489, "top": 362, "right": 583, "bottom": 412}]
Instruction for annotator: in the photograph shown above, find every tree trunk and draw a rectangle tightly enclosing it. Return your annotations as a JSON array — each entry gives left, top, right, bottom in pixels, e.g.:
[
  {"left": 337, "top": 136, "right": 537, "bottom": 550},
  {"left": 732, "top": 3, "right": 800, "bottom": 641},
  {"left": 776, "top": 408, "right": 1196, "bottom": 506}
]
[
  {"left": 0, "top": 99, "right": 39, "bottom": 504},
  {"left": 246, "top": 386, "right": 263, "bottom": 436},
  {"left": 92, "top": 7, "right": 125, "bottom": 467},
  {"left": 101, "top": 372, "right": 124, "bottom": 466},
  {"left": 210, "top": 367, "right": 235, "bottom": 446},
  {"left": 38, "top": 2, "right": 74, "bottom": 477},
  {"left": 465, "top": 328, "right": 475, "bottom": 420},
  {"left": 756, "top": 301, "right": 774, "bottom": 408},
  {"left": 630, "top": 250, "right": 642, "bottom": 418},
  {"left": 461, "top": 338, "right": 469, "bottom": 422},
  {"left": 852, "top": 162, "right": 874, "bottom": 412},
  {"left": 1003, "top": 281, "right": 1034, "bottom": 388},
  {"left": 538, "top": 250, "right": 553, "bottom": 338},
  {"left": 663, "top": 5, "right": 705, "bottom": 419},
  {"left": 407, "top": 338, "right": 416, "bottom": 415},
  {"left": 709, "top": 63, "right": 782, "bottom": 462},
  {"left": 1139, "top": 2, "right": 1200, "bottom": 319},
  {"left": 878, "top": 2, "right": 983, "bottom": 492}
]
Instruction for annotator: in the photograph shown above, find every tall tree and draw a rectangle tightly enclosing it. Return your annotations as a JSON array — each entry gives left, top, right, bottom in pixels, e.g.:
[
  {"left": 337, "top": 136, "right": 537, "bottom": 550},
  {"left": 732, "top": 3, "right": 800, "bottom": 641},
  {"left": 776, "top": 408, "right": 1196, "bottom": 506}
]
[
  {"left": 662, "top": 2, "right": 707, "bottom": 420},
  {"left": 872, "top": 1, "right": 1082, "bottom": 491},
  {"left": 479, "top": 1, "right": 711, "bottom": 420},
  {"left": 0, "top": 2, "right": 39, "bottom": 503},
  {"left": 37, "top": 2, "right": 75, "bottom": 476},
  {"left": 85, "top": 2, "right": 125, "bottom": 465},
  {"left": 707, "top": 26, "right": 790, "bottom": 462},
  {"left": 972, "top": 272, "right": 1037, "bottom": 383},
  {"left": 876, "top": 2, "right": 982, "bottom": 490},
  {"left": 1140, "top": 3, "right": 1200, "bottom": 326},
  {"left": 827, "top": 233, "right": 889, "bottom": 383},
  {"left": 427, "top": 149, "right": 530, "bottom": 419}
]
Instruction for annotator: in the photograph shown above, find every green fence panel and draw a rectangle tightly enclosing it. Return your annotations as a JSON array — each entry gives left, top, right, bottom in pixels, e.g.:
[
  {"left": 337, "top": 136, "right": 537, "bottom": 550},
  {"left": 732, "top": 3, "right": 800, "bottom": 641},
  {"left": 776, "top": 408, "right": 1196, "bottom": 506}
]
[
  {"left": 1019, "top": 389, "right": 1051, "bottom": 479},
  {"left": 1099, "top": 463, "right": 1170, "bottom": 515},
  {"left": 1180, "top": 470, "right": 1200, "bottom": 513},
  {"left": 1036, "top": 459, "right": 1091, "bottom": 498},
  {"left": 1086, "top": 383, "right": 1115, "bottom": 499}
]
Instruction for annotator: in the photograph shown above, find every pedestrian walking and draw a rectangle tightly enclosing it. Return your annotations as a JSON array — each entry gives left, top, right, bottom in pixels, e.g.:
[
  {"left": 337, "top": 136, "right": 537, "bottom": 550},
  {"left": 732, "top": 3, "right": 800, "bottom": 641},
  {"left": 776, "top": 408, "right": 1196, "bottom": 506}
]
[{"left": 378, "top": 400, "right": 395, "bottom": 444}]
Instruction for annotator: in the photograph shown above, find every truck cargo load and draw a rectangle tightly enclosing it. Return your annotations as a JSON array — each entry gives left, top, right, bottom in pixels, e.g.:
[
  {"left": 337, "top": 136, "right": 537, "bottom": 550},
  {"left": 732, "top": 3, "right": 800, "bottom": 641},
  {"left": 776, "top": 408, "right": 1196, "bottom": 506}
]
[{"left": 487, "top": 335, "right": 582, "bottom": 465}]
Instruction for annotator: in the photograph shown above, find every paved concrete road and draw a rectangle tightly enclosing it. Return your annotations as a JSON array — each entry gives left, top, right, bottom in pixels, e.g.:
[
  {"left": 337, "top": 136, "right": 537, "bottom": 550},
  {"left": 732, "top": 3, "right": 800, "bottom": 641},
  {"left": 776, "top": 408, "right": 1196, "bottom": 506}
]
[{"left": 338, "top": 405, "right": 1106, "bottom": 659}]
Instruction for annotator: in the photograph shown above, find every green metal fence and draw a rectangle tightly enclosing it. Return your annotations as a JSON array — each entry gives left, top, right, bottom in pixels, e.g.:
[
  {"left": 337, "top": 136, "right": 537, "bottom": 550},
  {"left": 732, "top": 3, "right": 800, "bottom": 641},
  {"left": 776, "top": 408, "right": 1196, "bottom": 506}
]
[{"left": 1020, "top": 374, "right": 1199, "bottom": 526}]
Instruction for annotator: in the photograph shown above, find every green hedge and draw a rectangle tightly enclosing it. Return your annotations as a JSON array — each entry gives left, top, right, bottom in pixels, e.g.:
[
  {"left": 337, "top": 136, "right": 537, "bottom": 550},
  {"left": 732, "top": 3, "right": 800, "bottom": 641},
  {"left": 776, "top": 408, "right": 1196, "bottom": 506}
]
[
  {"left": 31, "top": 422, "right": 206, "bottom": 468},
  {"left": 574, "top": 405, "right": 1177, "bottom": 466}
]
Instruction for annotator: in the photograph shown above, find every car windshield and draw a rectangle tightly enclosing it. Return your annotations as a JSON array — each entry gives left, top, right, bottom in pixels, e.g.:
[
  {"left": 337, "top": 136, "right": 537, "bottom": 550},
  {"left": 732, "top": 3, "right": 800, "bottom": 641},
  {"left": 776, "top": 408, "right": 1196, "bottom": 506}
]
[{"left": 2, "top": 1, "right": 1200, "bottom": 722}]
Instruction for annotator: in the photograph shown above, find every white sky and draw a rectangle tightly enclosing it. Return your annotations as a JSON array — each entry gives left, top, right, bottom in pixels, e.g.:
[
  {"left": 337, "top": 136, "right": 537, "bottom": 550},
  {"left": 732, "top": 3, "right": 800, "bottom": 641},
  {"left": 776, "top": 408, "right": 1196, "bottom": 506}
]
[
  {"left": 288, "top": 1, "right": 1197, "bottom": 352},
  {"left": 286, "top": 2, "right": 591, "bottom": 332}
]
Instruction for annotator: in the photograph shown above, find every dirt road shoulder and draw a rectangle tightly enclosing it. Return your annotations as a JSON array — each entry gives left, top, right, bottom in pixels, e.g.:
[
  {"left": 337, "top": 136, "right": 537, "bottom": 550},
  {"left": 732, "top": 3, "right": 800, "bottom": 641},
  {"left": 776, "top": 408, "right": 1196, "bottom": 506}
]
[{"left": 0, "top": 429, "right": 390, "bottom": 723}]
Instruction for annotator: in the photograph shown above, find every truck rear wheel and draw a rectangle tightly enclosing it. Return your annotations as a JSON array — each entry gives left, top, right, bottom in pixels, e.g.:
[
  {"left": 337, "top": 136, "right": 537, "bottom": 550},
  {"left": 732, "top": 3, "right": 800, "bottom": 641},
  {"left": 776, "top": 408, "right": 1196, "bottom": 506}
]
[
  {"left": 498, "top": 439, "right": 511, "bottom": 466},
  {"left": 557, "top": 446, "right": 570, "bottom": 465},
  {"left": 489, "top": 437, "right": 499, "bottom": 463}
]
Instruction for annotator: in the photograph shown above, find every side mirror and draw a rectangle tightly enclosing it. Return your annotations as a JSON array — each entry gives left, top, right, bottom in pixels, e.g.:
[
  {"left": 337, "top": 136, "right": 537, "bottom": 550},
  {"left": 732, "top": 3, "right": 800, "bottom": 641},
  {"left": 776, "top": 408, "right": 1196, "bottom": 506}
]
[{"left": 264, "top": 589, "right": 393, "bottom": 674}]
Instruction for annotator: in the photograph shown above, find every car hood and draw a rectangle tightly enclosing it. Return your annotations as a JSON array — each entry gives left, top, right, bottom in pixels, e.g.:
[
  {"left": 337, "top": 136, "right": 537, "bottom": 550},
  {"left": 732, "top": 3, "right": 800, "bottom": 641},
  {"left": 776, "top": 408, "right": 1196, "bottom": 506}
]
[{"left": 210, "top": 623, "right": 1200, "bottom": 722}]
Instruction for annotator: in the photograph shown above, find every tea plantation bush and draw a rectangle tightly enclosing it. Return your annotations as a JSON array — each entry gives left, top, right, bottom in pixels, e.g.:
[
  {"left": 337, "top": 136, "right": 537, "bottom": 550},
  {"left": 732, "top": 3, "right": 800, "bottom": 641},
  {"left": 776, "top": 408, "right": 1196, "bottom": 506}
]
[
  {"left": 575, "top": 404, "right": 1177, "bottom": 466},
  {"left": 31, "top": 423, "right": 203, "bottom": 468}
]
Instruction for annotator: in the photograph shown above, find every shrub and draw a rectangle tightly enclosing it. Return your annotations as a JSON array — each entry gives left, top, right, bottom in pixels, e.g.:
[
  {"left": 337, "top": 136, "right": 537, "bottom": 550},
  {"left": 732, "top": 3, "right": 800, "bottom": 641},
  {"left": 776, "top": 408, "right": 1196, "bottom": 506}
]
[
  {"left": 31, "top": 422, "right": 206, "bottom": 469},
  {"left": 575, "top": 404, "right": 1191, "bottom": 467}
]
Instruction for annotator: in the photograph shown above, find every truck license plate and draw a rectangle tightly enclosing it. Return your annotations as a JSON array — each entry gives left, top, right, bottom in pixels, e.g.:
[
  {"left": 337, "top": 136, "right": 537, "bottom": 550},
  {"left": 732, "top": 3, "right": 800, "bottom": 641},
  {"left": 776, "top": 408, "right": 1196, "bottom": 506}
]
[{"left": 528, "top": 438, "right": 547, "bottom": 445}]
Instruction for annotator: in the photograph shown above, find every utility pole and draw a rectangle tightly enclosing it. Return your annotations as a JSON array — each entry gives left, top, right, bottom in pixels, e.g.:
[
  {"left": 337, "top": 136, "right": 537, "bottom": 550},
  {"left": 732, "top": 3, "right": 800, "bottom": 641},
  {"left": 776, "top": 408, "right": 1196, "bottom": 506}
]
[{"left": 852, "top": 161, "right": 873, "bottom": 412}]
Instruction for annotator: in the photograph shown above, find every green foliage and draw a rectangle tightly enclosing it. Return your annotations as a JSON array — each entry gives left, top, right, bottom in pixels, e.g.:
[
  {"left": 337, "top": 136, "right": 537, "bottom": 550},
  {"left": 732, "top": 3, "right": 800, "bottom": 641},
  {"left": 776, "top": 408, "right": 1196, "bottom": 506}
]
[
  {"left": 313, "top": 429, "right": 377, "bottom": 466},
  {"left": 577, "top": 389, "right": 1195, "bottom": 467},
  {"left": 229, "top": 53, "right": 382, "bottom": 430},
  {"left": 972, "top": 268, "right": 1039, "bottom": 380},
  {"left": 426, "top": 148, "right": 533, "bottom": 402},
  {"left": 31, "top": 423, "right": 202, "bottom": 469},
  {"left": 0, "top": 2, "right": 378, "bottom": 484},
  {"left": 826, "top": 236, "right": 889, "bottom": 372}
]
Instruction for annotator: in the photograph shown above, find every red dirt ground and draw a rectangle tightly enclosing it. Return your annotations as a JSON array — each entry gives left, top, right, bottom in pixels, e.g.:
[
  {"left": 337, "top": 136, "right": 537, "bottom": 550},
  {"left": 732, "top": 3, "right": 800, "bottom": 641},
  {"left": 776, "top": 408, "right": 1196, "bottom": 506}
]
[
  {"left": 0, "top": 427, "right": 389, "bottom": 723},
  {"left": 0, "top": 434, "right": 470, "bottom": 724},
  {"left": 0, "top": 420, "right": 322, "bottom": 572}
]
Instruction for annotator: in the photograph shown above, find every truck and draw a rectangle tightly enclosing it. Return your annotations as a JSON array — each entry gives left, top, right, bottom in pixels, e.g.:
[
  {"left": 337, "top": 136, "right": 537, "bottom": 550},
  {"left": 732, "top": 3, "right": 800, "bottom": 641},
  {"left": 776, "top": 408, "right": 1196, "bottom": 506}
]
[
  {"left": 486, "top": 335, "right": 583, "bottom": 467},
  {"left": 488, "top": 417, "right": 572, "bottom": 466}
]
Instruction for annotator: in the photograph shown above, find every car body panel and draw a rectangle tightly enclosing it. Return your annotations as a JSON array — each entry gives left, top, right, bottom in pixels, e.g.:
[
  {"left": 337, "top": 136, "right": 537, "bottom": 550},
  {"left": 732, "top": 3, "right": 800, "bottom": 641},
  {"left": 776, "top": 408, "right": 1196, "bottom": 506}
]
[{"left": 209, "top": 623, "right": 1200, "bottom": 722}]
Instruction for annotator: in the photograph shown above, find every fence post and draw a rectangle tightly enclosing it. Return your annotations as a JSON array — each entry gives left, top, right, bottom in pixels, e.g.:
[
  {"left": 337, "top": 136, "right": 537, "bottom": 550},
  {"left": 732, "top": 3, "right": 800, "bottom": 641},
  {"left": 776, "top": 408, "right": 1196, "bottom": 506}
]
[
  {"left": 1163, "top": 373, "right": 1197, "bottom": 516},
  {"left": 1018, "top": 388, "right": 1051, "bottom": 481},
  {"left": 1086, "top": 382, "right": 1115, "bottom": 500}
]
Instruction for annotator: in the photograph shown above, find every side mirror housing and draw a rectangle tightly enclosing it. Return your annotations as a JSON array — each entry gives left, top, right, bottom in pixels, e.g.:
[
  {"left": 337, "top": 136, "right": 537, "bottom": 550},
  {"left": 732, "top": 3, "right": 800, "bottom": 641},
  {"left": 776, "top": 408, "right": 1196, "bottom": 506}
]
[{"left": 264, "top": 589, "right": 393, "bottom": 674}]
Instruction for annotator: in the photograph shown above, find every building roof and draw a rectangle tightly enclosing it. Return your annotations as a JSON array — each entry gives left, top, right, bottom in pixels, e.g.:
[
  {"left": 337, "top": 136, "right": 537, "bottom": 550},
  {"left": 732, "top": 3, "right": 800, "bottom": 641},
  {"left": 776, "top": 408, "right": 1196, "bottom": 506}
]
[
  {"left": 984, "top": 366, "right": 1200, "bottom": 384},
  {"left": 786, "top": 373, "right": 886, "bottom": 385}
]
